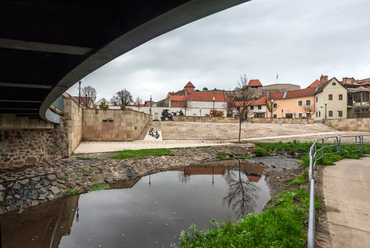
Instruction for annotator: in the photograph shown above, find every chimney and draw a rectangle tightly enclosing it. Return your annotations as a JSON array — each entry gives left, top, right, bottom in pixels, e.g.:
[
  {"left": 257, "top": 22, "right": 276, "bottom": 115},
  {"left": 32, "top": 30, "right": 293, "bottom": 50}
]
[{"left": 320, "top": 75, "right": 328, "bottom": 85}]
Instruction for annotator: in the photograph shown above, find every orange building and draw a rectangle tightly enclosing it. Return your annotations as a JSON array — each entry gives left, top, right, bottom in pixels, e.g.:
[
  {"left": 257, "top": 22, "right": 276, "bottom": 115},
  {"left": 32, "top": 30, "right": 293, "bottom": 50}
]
[{"left": 266, "top": 85, "right": 316, "bottom": 119}]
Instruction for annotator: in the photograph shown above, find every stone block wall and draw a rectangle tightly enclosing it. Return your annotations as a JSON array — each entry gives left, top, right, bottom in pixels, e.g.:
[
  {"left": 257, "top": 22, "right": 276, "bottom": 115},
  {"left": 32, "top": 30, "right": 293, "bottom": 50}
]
[
  {"left": 63, "top": 96, "right": 83, "bottom": 155},
  {"left": 82, "top": 109, "right": 150, "bottom": 141},
  {"left": 0, "top": 123, "right": 68, "bottom": 169},
  {"left": 324, "top": 118, "right": 370, "bottom": 131},
  {"left": 251, "top": 118, "right": 314, "bottom": 124},
  {"left": 173, "top": 116, "right": 239, "bottom": 123}
]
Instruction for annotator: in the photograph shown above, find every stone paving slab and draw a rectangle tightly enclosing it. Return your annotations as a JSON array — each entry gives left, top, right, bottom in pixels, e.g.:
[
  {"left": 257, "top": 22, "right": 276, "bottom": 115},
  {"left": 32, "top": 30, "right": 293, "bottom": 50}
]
[{"left": 323, "top": 156, "right": 370, "bottom": 248}]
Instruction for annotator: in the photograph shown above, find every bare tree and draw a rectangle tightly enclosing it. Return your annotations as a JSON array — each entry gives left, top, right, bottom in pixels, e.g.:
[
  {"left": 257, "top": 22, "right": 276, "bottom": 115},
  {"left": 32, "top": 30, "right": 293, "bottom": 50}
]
[
  {"left": 110, "top": 89, "right": 133, "bottom": 106},
  {"left": 81, "top": 85, "right": 97, "bottom": 104},
  {"left": 134, "top": 96, "right": 143, "bottom": 111},
  {"left": 265, "top": 93, "right": 277, "bottom": 118},
  {"left": 134, "top": 96, "right": 143, "bottom": 105},
  {"left": 236, "top": 74, "right": 252, "bottom": 142},
  {"left": 302, "top": 104, "right": 316, "bottom": 119}
]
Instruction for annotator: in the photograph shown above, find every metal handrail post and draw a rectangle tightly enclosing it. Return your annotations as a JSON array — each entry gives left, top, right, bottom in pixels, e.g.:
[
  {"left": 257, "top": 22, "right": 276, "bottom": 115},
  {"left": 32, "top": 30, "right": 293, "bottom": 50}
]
[
  {"left": 309, "top": 146, "right": 313, "bottom": 183},
  {"left": 308, "top": 178, "right": 315, "bottom": 248},
  {"left": 322, "top": 139, "right": 325, "bottom": 159}
]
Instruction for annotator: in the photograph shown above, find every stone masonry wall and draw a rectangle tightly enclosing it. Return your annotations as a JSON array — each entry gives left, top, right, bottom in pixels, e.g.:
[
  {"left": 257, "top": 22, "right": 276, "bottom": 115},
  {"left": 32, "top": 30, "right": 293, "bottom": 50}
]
[
  {"left": 251, "top": 118, "right": 314, "bottom": 124},
  {"left": 0, "top": 123, "right": 68, "bottom": 169},
  {"left": 324, "top": 118, "right": 370, "bottom": 131},
  {"left": 63, "top": 95, "right": 83, "bottom": 155},
  {"left": 82, "top": 109, "right": 150, "bottom": 141},
  {"left": 173, "top": 116, "right": 239, "bottom": 123}
]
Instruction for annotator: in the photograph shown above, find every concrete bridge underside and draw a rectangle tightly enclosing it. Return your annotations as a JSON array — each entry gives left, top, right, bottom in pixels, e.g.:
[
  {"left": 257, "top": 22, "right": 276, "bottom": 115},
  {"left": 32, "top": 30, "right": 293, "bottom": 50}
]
[{"left": 0, "top": 0, "right": 249, "bottom": 124}]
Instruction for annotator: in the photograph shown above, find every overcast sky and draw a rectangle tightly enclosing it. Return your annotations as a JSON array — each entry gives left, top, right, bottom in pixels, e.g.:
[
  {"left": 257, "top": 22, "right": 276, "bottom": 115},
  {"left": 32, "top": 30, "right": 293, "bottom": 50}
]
[{"left": 67, "top": 0, "right": 370, "bottom": 103}]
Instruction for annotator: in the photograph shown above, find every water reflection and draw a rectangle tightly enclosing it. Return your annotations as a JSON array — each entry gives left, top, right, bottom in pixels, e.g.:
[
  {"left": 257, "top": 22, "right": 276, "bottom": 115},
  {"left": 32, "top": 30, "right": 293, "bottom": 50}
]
[
  {"left": 0, "top": 195, "right": 79, "bottom": 248},
  {"left": 0, "top": 160, "right": 269, "bottom": 248},
  {"left": 223, "top": 161, "right": 262, "bottom": 219}
]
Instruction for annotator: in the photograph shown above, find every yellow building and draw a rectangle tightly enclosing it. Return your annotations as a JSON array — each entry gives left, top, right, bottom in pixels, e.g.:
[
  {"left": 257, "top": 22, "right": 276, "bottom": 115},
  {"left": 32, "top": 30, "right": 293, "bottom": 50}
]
[{"left": 266, "top": 85, "right": 317, "bottom": 119}]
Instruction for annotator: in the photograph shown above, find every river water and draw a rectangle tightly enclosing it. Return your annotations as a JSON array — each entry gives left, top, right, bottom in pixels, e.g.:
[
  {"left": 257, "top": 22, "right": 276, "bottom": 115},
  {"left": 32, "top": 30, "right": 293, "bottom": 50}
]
[{"left": 0, "top": 160, "right": 270, "bottom": 248}]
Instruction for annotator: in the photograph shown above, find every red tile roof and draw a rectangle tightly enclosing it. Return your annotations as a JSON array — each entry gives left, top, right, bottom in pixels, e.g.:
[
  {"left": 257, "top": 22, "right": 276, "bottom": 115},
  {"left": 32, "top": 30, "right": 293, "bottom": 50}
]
[
  {"left": 268, "top": 91, "right": 285, "bottom": 99},
  {"left": 73, "top": 96, "right": 92, "bottom": 106},
  {"left": 285, "top": 87, "right": 315, "bottom": 98},
  {"left": 184, "top": 81, "right": 195, "bottom": 88},
  {"left": 248, "top": 79, "right": 262, "bottom": 87},
  {"left": 187, "top": 91, "right": 226, "bottom": 102},
  {"left": 307, "top": 79, "right": 320, "bottom": 88}
]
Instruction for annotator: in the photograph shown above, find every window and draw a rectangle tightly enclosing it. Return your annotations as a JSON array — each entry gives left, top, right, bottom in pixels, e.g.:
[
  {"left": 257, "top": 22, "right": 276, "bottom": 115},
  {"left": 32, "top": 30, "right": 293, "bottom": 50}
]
[
  {"left": 316, "top": 97, "right": 318, "bottom": 102},
  {"left": 319, "top": 111, "right": 321, "bottom": 117},
  {"left": 339, "top": 94, "right": 343, "bottom": 100},
  {"left": 329, "top": 94, "right": 333, "bottom": 100},
  {"left": 329, "top": 111, "right": 333, "bottom": 117},
  {"left": 306, "top": 113, "right": 311, "bottom": 119},
  {"left": 273, "top": 103, "right": 277, "bottom": 108},
  {"left": 298, "top": 100, "right": 303, "bottom": 106},
  {"left": 316, "top": 112, "right": 318, "bottom": 117},
  {"left": 306, "top": 100, "right": 311, "bottom": 106},
  {"left": 273, "top": 114, "right": 277, "bottom": 118},
  {"left": 338, "top": 111, "right": 343, "bottom": 117},
  {"left": 332, "top": 82, "right": 336, "bottom": 86},
  {"left": 298, "top": 113, "right": 303, "bottom": 118},
  {"left": 258, "top": 105, "right": 261, "bottom": 110}
]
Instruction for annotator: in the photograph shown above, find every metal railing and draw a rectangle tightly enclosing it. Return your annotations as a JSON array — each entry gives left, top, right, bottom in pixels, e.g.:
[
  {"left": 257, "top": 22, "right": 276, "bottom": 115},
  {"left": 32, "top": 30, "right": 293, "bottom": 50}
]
[{"left": 307, "top": 135, "right": 367, "bottom": 248}]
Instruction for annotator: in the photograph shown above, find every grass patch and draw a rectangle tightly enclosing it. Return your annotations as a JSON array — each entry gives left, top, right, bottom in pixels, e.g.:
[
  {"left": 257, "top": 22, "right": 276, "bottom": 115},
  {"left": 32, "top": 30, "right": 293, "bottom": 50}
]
[
  {"left": 172, "top": 171, "right": 320, "bottom": 248},
  {"left": 286, "top": 171, "right": 309, "bottom": 187},
  {"left": 76, "top": 157, "right": 92, "bottom": 160},
  {"left": 89, "top": 183, "right": 110, "bottom": 192},
  {"left": 113, "top": 148, "right": 173, "bottom": 159},
  {"left": 253, "top": 147, "right": 266, "bottom": 157},
  {"left": 216, "top": 152, "right": 233, "bottom": 160},
  {"left": 66, "top": 189, "right": 84, "bottom": 196},
  {"left": 255, "top": 140, "right": 313, "bottom": 155}
]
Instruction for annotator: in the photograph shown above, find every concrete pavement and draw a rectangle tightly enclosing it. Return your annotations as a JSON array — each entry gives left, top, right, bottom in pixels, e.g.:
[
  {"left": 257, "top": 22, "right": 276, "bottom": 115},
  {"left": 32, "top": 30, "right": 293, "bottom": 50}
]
[{"left": 323, "top": 156, "right": 370, "bottom": 248}]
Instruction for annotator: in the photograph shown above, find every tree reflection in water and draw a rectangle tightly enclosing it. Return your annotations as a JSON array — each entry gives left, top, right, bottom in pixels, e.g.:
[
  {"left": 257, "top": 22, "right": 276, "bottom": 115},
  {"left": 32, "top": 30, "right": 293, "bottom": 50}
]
[
  {"left": 223, "top": 160, "right": 261, "bottom": 219},
  {"left": 178, "top": 166, "right": 191, "bottom": 184}
]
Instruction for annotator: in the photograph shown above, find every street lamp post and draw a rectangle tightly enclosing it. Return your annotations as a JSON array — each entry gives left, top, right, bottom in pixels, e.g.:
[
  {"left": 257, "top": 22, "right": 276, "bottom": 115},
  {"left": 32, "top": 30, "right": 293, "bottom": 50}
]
[
  {"left": 199, "top": 107, "right": 202, "bottom": 116},
  {"left": 282, "top": 109, "right": 283, "bottom": 118},
  {"left": 213, "top": 97, "right": 215, "bottom": 117},
  {"left": 271, "top": 99, "right": 274, "bottom": 118},
  {"left": 149, "top": 95, "right": 152, "bottom": 116},
  {"left": 78, "top": 81, "right": 81, "bottom": 105},
  {"left": 325, "top": 101, "right": 327, "bottom": 119}
]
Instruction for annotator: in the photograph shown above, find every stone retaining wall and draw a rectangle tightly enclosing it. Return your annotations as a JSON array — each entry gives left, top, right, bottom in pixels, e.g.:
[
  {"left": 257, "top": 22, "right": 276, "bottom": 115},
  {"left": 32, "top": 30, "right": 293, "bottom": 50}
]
[
  {"left": 251, "top": 118, "right": 314, "bottom": 124},
  {"left": 82, "top": 109, "right": 150, "bottom": 141},
  {"left": 63, "top": 96, "right": 83, "bottom": 155},
  {"left": 0, "top": 123, "right": 68, "bottom": 169},
  {"left": 323, "top": 118, "right": 370, "bottom": 131},
  {"left": 173, "top": 116, "right": 239, "bottom": 123}
]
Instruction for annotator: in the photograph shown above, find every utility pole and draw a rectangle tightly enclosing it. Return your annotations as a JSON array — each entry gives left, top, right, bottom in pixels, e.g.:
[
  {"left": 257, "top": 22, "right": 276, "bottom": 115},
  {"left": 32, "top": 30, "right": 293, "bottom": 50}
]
[{"left": 78, "top": 81, "right": 81, "bottom": 105}]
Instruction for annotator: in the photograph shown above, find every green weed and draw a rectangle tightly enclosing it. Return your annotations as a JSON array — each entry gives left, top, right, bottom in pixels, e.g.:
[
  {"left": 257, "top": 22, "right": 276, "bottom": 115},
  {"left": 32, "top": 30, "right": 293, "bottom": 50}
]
[
  {"left": 89, "top": 183, "right": 110, "bottom": 192},
  {"left": 18, "top": 209, "right": 24, "bottom": 214},
  {"left": 66, "top": 189, "right": 84, "bottom": 196},
  {"left": 286, "top": 171, "right": 309, "bottom": 187},
  {"left": 253, "top": 147, "right": 266, "bottom": 157},
  {"left": 216, "top": 152, "right": 232, "bottom": 160},
  {"left": 76, "top": 157, "right": 92, "bottom": 160},
  {"left": 113, "top": 148, "right": 173, "bottom": 159}
]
